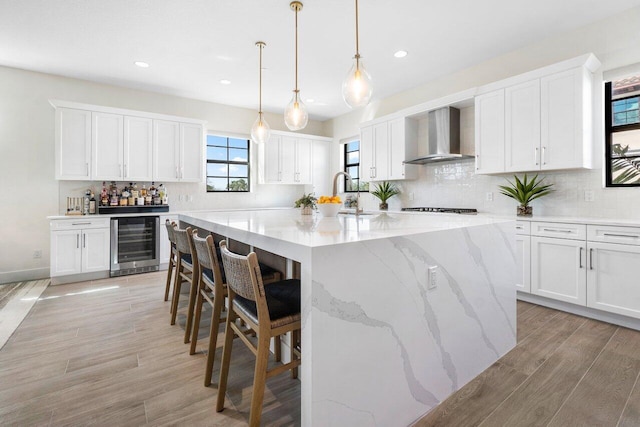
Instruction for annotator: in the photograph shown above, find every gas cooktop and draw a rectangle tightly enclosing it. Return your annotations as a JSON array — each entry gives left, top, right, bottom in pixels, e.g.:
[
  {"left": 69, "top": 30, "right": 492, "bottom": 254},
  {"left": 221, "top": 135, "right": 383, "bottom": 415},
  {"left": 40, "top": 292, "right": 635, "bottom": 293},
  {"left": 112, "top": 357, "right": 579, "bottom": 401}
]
[{"left": 401, "top": 207, "right": 478, "bottom": 215}]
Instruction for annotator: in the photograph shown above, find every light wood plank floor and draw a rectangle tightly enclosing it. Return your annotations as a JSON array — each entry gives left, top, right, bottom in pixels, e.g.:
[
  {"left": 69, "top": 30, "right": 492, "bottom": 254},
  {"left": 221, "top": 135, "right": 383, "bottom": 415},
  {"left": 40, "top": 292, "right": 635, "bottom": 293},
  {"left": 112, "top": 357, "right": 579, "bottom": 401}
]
[
  {"left": 4, "top": 273, "right": 640, "bottom": 426},
  {"left": 0, "top": 272, "right": 300, "bottom": 426},
  {"left": 416, "top": 300, "right": 640, "bottom": 427}
]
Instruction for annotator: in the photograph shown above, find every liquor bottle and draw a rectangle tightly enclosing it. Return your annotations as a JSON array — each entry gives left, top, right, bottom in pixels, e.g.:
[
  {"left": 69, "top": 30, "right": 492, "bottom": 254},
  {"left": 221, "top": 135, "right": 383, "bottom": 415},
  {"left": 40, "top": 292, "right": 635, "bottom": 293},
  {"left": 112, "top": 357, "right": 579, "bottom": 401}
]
[
  {"left": 89, "top": 193, "right": 96, "bottom": 214},
  {"left": 140, "top": 184, "right": 147, "bottom": 198},
  {"left": 101, "top": 182, "right": 108, "bottom": 206},
  {"left": 161, "top": 184, "right": 168, "bottom": 205},
  {"left": 149, "top": 182, "right": 156, "bottom": 197},
  {"left": 83, "top": 190, "right": 90, "bottom": 215},
  {"left": 132, "top": 182, "right": 139, "bottom": 199}
]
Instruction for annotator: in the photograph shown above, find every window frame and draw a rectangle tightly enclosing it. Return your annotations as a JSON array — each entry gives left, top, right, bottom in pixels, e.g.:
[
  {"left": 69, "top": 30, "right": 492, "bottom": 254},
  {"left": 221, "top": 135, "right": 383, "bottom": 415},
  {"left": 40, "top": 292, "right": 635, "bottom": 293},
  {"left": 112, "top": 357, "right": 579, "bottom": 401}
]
[
  {"left": 206, "top": 134, "right": 251, "bottom": 193},
  {"left": 605, "top": 81, "right": 640, "bottom": 187},
  {"left": 343, "top": 139, "right": 366, "bottom": 193}
]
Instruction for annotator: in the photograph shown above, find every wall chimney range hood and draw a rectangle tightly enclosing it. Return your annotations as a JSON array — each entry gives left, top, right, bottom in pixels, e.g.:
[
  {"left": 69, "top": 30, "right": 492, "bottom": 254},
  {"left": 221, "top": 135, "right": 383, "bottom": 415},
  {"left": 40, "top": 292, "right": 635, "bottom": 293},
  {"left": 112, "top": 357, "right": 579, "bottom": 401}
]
[{"left": 403, "top": 106, "right": 473, "bottom": 164}]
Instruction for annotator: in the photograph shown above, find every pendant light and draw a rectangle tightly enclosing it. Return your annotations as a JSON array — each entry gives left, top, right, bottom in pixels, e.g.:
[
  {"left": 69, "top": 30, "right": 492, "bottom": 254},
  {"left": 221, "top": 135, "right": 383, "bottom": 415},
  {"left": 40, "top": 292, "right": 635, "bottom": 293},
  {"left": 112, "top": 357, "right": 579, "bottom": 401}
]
[
  {"left": 342, "top": 0, "right": 372, "bottom": 108},
  {"left": 251, "top": 41, "right": 271, "bottom": 144},
  {"left": 284, "top": 1, "right": 308, "bottom": 131}
]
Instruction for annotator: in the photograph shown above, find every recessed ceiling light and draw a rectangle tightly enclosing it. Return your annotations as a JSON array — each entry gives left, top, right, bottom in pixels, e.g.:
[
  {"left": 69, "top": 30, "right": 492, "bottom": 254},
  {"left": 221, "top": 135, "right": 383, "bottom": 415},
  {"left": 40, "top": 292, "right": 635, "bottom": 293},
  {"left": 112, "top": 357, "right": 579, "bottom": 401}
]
[
  {"left": 134, "top": 61, "right": 150, "bottom": 68},
  {"left": 220, "top": 79, "right": 231, "bottom": 85},
  {"left": 394, "top": 50, "right": 408, "bottom": 58}
]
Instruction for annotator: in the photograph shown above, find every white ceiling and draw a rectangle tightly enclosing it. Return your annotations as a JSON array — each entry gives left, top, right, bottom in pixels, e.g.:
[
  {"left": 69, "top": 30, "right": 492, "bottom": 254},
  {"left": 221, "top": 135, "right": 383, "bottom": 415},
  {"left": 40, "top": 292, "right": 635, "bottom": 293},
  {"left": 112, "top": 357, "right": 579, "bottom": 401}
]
[{"left": 2, "top": 0, "right": 640, "bottom": 121}]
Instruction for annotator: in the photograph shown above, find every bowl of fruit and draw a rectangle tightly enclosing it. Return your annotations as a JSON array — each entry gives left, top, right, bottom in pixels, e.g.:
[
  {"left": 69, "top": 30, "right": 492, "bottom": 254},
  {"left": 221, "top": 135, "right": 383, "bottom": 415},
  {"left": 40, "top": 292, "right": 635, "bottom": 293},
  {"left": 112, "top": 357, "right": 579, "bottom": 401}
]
[{"left": 317, "top": 195, "right": 342, "bottom": 217}]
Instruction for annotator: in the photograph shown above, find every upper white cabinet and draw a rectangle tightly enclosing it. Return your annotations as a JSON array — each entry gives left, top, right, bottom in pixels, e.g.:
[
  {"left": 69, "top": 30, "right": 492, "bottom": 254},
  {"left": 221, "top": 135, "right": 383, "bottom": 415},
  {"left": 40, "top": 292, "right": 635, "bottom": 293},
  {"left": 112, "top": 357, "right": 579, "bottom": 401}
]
[
  {"left": 55, "top": 108, "right": 92, "bottom": 180},
  {"left": 153, "top": 120, "right": 203, "bottom": 182},
  {"left": 475, "top": 54, "right": 599, "bottom": 175},
  {"left": 311, "top": 139, "right": 331, "bottom": 196},
  {"left": 51, "top": 100, "right": 205, "bottom": 182},
  {"left": 359, "top": 117, "right": 417, "bottom": 181},
  {"left": 474, "top": 90, "right": 505, "bottom": 174},
  {"left": 260, "top": 132, "right": 317, "bottom": 185}
]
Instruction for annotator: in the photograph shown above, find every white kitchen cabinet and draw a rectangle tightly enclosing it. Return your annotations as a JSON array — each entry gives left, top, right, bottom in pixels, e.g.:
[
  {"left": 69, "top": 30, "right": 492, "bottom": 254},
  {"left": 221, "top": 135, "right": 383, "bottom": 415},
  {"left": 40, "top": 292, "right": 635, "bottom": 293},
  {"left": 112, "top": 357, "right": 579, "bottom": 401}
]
[
  {"left": 50, "top": 218, "right": 110, "bottom": 277},
  {"left": 160, "top": 214, "right": 179, "bottom": 266},
  {"left": 540, "top": 67, "right": 592, "bottom": 170},
  {"left": 388, "top": 118, "right": 418, "bottom": 180},
  {"left": 515, "top": 221, "right": 531, "bottom": 293},
  {"left": 474, "top": 89, "right": 505, "bottom": 174},
  {"left": 531, "top": 236, "right": 586, "bottom": 305},
  {"left": 261, "top": 134, "right": 312, "bottom": 184},
  {"left": 505, "top": 80, "right": 540, "bottom": 172},
  {"left": 124, "top": 116, "right": 153, "bottom": 181},
  {"left": 311, "top": 139, "right": 331, "bottom": 196},
  {"left": 92, "top": 112, "right": 125, "bottom": 180},
  {"left": 359, "top": 122, "right": 390, "bottom": 181},
  {"left": 153, "top": 121, "right": 202, "bottom": 182},
  {"left": 55, "top": 108, "right": 92, "bottom": 180}
]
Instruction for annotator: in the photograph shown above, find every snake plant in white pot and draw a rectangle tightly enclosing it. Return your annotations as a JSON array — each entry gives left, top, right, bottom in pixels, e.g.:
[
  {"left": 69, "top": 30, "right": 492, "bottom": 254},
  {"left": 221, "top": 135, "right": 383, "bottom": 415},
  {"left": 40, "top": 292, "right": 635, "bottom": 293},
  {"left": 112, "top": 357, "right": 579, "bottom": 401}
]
[{"left": 498, "top": 174, "right": 554, "bottom": 217}]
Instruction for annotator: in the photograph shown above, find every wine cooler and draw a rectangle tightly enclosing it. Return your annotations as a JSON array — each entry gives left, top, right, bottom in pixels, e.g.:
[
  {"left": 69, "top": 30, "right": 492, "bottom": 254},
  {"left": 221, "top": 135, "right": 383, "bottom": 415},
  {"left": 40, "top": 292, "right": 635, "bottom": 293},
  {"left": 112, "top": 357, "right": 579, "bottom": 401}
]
[{"left": 110, "top": 216, "right": 160, "bottom": 277}]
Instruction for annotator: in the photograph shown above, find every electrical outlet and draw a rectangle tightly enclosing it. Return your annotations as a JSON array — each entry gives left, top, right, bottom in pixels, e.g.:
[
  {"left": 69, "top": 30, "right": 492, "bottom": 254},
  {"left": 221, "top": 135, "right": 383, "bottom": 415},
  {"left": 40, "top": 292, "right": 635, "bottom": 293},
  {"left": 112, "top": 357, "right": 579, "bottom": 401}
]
[
  {"left": 584, "top": 190, "right": 594, "bottom": 202},
  {"left": 409, "top": 192, "right": 415, "bottom": 201},
  {"left": 486, "top": 192, "right": 493, "bottom": 202},
  {"left": 427, "top": 266, "right": 438, "bottom": 290},
  {"left": 33, "top": 250, "right": 42, "bottom": 259}
]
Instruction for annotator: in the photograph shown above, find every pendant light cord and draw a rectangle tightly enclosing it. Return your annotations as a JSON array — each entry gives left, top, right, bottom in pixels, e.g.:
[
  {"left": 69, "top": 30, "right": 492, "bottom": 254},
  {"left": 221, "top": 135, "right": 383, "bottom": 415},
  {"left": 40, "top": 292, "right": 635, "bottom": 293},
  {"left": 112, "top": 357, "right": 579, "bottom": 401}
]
[
  {"left": 295, "top": 5, "right": 299, "bottom": 93},
  {"left": 355, "top": 0, "right": 360, "bottom": 68},
  {"left": 259, "top": 43, "right": 263, "bottom": 115}
]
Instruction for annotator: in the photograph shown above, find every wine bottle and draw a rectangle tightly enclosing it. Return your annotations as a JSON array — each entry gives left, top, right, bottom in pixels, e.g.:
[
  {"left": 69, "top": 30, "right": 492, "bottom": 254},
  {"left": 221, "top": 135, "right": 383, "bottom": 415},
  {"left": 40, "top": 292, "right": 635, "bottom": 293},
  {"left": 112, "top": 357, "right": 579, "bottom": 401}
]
[{"left": 89, "top": 193, "right": 96, "bottom": 214}]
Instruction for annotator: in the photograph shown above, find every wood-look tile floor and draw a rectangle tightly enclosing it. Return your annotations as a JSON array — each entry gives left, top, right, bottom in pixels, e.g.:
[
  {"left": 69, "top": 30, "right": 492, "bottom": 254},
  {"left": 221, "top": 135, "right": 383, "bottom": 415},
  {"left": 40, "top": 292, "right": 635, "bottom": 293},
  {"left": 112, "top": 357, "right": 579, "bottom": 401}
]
[
  {"left": 0, "top": 272, "right": 300, "bottom": 426},
  {"left": 416, "top": 300, "right": 640, "bottom": 427}
]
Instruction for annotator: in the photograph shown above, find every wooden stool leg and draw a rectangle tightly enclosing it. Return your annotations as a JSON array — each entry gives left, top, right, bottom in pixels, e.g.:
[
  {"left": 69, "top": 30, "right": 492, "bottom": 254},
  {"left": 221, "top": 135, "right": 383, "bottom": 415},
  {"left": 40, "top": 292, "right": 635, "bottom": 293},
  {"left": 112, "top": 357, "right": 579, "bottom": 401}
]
[
  {"left": 189, "top": 286, "right": 205, "bottom": 355},
  {"left": 216, "top": 310, "right": 237, "bottom": 412},
  {"left": 204, "top": 294, "right": 225, "bottom": 386},
  {"left": 291, "top": 329, "right": 299, "bottom": 379},
  {"left": 249, "top": 334, "right": 271, "bottom": 427},
  {"left": 274, "top": 335, "right": 282, "bottom": 362},
  {"left": 170, "top": 262, "right": 183, "bottom": 325},
  {"left": 164, "top": 255, "right": 174, "bottom": 302},
  {"left": 183, "top": 273, "right": 199, "bottom": 344}
]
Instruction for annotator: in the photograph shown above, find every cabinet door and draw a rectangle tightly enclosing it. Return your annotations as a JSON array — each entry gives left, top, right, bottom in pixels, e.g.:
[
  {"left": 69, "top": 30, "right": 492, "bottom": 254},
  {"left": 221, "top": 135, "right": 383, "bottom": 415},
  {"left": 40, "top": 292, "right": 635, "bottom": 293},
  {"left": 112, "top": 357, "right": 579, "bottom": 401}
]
[
  {"left": 388, "top": 118, "right": 418, "bottom": 180},
  {"left": 82, "top": 228, "right": 110, "bottom": 273},
  {"left": 475, "top": 90, "right": 505, "bottom": 174},
  {"left": 124, "top": 116, "right": 153, "bottom": 181},
  {"left": 262, "top": 134, "right": 282, "bottom": 183},
  {"left": 280, "top": 136, "right": 297, "bottom": 183},
  {"left": 541, "top": 68, "right": 588, "bottom": 170},
  {"left": 180, "top": 123, "right": 203, "bottom": 182},
  {"left": 587, "top": 242, "right": 640, "bottom": 319},
  {"left": 531, "top": 236, "right": 586, "bottom": 305},
  {"left": 311, "top": 140, "right": 331, "bottom": 196},
  {"left": 360, "top": 126, "right": 374, "bottom": 180},
  {"left": 515, "top": 234, "right": 531, "bottom": 293},
  {"left": 50, "top": 230, "right": 82, "bottom": 277},
  {"left": 372, "top": 123, "right": 389, "bottom": 180},
  {"left": 92, "top": 112, "right": 124, "bottom": 180},
  {"left": 295, "top": 138, "right": 312, "bottom": 184},
  {"left": 153, "top": 120, "right": 180, "bottom": 182},
  {"left": 505, "top": 80, "right": 540, "bottom": 172},
  {"left": 56, "top": 108, "right": 91, "bottom": 180}
]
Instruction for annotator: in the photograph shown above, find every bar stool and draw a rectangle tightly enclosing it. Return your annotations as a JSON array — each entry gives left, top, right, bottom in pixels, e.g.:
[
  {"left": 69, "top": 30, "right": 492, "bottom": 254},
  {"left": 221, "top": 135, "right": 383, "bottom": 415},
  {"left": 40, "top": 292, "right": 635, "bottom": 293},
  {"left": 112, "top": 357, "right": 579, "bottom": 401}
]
[
  {"left": 163, "top": 219, "right": 178, "bottom": 304},
  {"left": 216, "top": 240, "right": 301, "bottom": 427},
  {"left": 189, "top": 231, "right": 227, "bottom": 386},
  {"left": 170, "top": 225, "right": 200, "bottom": 345}
]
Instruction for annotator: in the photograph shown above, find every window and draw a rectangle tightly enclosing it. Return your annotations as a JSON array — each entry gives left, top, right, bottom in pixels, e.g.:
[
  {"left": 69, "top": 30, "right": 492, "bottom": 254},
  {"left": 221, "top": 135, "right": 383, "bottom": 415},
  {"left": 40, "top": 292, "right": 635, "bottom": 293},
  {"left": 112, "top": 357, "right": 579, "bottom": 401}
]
[
  {"left": 605, "top": 79, "right": 640, "bottom": 186},
  {"left": 343, "top": 140, "right": 368, "bottom": 192},
  {"left": 206, "top": 135, "right": 250, "bottom": 192}
]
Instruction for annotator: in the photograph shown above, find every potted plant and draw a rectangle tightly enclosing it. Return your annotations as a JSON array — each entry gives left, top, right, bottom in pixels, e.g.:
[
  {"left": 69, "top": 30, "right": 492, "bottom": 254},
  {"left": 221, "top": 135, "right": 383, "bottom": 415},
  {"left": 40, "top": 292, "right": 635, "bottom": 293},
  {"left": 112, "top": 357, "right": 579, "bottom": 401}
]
[
  {"left": 498, "top": 174, "right": 554, "bottom": 217},
  {"left": 294, "top": 193, "right": 317, "bottom": 215},
  {"left": 371, "top": 181, "right": 400, "bottom": 211}
]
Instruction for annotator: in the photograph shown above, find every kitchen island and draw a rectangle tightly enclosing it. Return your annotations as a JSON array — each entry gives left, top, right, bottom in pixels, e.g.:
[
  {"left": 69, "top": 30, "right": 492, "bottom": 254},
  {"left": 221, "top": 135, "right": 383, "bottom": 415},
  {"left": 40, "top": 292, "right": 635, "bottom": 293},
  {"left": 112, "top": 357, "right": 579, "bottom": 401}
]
[{"left": 180, "top": 208, "right": 516, "bottom": 426}]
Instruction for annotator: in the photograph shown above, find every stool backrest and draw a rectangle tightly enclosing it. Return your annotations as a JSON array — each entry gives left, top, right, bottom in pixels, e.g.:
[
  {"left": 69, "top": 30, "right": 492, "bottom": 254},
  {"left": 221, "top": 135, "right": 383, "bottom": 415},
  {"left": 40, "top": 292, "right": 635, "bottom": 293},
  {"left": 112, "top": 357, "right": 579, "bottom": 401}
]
[
  {"left": 219, "top": 240, "right": 265, "bottom": 303},
  {"left": 192, "top": 232, "right": 224, "bottom": 285},
  {"left": 174, "top": 226, "right": 194, "bottom": 255},
  {"left": 165, "top": 219, "right": 177, "bottom": 245}
]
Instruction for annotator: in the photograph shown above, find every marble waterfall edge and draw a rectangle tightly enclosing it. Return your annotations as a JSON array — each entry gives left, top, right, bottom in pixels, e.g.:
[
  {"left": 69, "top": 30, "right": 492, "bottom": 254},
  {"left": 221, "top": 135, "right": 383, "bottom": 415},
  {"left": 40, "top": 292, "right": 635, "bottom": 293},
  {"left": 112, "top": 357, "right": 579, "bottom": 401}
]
[{"left": 308, "top": 221, "right": 516, "bottom": 426}]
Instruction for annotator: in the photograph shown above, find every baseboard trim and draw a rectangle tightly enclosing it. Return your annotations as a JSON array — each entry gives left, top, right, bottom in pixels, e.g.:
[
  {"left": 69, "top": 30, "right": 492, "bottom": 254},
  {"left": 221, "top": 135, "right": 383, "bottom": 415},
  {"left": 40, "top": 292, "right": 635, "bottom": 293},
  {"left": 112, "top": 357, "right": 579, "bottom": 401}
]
[
  {"left": 0, "top": 268, "right": 50, "bottom": 285},
  {"left": 51, "top": 271, "right": 110, "bottom": 286},
  {"left": 518, "top": 291, "right": 640, "bottom": 331}
]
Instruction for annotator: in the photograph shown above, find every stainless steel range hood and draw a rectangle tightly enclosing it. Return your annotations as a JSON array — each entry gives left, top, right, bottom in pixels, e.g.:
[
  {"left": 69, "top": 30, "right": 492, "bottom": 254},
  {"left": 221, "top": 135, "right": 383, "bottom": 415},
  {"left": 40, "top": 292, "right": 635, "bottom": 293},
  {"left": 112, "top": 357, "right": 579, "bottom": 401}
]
[{"left": 403, "top": 106, "right": 473, "bottom": 164}]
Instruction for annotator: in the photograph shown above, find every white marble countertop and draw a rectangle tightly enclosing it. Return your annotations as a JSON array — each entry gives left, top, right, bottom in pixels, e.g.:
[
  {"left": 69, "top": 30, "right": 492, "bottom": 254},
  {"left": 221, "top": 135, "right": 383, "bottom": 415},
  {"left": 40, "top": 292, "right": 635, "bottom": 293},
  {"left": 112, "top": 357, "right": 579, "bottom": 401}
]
[{"left": 179, "top": 208, "right": 514, "bottom": 248}]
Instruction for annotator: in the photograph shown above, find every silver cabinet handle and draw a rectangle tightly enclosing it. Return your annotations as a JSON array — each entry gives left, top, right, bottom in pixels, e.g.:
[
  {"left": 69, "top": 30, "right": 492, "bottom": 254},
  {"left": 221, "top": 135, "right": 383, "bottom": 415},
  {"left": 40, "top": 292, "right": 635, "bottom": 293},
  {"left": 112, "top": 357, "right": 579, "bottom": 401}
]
[
  {"left": 86, "top": 162, "right": 89, "bottom": 176},
  {"left": 516, "top": 226, "right": 523, "bottom": 230},
  {"left": 72, "top": 222, "right": 91, "bottom": 226},
  {"left": 124, "top": 164, "right": 127, "bottom": 178},
  {"left": 476, "top": 154, "right": 479, "bottom": 171},
  {"left": 543, "top": 228, "right": 573, "bottom": 233},
  {"left": 603, "top": 233, "right": 639, "bottom": 239},
  {"left": 83, "top": 233, "right": 86, "bottom": 248},
  {"left": 535, "top": 147, "right": 539, "bottom": 166},
  {"left": 579, "top": 247, "right": 583, "bottom": 269},
  {"left": 120, "top": 164, "right": 123, "bottom": 178},
  {"left": 542, "top": 146, "right": 547, "bottom": 165},
  {"left": 175, "top": 166, "right": 179, "bottom": 179},
  {"left": 76, "top": 233, "right": 80, "bottom": 249},
  {"left": 590, "top": 248, "right": 594, "bottom": 270}
]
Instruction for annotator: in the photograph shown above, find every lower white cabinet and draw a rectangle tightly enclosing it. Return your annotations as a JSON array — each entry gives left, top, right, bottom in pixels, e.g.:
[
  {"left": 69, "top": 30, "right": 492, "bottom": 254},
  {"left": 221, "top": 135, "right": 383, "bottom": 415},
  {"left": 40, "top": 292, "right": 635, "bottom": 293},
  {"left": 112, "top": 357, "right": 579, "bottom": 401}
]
[
  {"left": 50, "top": 218, "right": 110, "bottom": 277},
  {"left": 515, "top": 233, "right": 531, "bottom": 293},
  {"left": 531, "top": 236, "right": 586, "bottom": 305},
  {"left": 159, "top": 215, "right": 178, "bottom": 265}
]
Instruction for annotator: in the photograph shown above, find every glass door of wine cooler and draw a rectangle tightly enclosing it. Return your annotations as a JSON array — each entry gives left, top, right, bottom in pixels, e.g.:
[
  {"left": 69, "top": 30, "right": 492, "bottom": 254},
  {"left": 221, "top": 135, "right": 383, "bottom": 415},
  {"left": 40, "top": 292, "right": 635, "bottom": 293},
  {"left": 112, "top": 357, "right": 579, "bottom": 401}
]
[{"left": 110, "top": 216, "right": 160, "bottom": 276}]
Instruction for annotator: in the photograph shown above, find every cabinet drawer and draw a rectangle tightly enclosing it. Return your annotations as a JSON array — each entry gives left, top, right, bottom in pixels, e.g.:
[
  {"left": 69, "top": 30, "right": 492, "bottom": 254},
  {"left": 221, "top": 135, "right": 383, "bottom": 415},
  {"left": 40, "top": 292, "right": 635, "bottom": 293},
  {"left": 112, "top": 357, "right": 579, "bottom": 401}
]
[
  {"left": 515, "top": 221, "right": 530, "bottom": 235},
  {"left": 587, "top": 224, "right": 640, "bottom": 246},
  {"left": 50, "top": 217, "right": 110, "bottom": 231},
  {"left": 530, "top": 221, "right": 586, "bottom": 240}
]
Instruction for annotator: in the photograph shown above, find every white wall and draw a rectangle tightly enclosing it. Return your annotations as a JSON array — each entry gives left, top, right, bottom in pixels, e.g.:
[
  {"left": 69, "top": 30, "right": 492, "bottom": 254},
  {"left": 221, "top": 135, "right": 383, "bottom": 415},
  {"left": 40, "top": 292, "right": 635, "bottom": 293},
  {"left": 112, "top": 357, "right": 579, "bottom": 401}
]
[
  {"left": 0, "top": 66, "right": 327, "bottom": 283},
  {"left": 327, "top": 6, "right": 640, "bottom": 216}
]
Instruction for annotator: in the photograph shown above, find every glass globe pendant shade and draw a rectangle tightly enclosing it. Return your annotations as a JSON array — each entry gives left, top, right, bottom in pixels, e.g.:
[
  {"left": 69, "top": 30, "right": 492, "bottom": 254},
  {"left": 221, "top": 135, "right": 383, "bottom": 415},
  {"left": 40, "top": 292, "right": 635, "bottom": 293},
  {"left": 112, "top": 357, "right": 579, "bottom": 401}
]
[
  {"left": 342, "top": 57, "right": 373, "bottom": 108},
  {"left": 284, "top": 90, "right": 308, "bottom": 131},
  {"left": 251, "top": 113, "right": 271, "bottom": 144}
]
